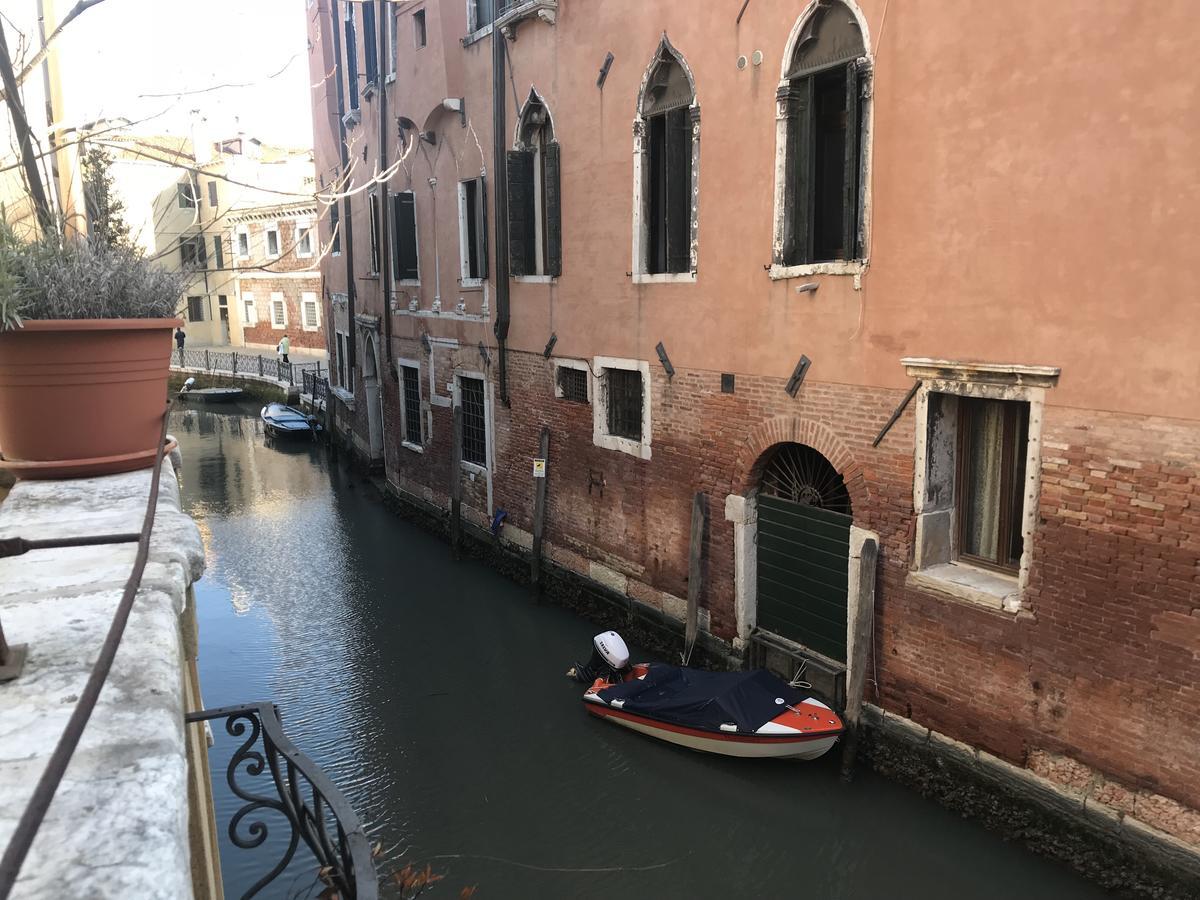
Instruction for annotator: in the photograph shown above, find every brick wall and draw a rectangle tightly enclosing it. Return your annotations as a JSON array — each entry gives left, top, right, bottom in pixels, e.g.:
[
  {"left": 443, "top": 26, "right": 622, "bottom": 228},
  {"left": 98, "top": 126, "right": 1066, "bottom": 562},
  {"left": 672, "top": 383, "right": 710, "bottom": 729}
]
[
  {"left": 350, "top": 345, "right": 1200, "bottom": 826},
  {"left": 240, "top": 275, "right": 325, "bottom": 350}
]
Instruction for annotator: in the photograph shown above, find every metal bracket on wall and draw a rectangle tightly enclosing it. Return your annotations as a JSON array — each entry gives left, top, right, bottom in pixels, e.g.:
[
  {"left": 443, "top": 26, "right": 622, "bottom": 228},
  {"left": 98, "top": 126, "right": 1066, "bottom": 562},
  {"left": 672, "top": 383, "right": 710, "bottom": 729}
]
[
  {"left": 872, "top": 380, "right": 922, "bottom": 447},
  {"left": 597, "top": 52, "right": 614, "bottom": 89},
  {"left": 587, "top": 470, "right": 606, "bottom": 497},
  {"left": 785, "top": 355, "right": 811, "bottom": 398}
]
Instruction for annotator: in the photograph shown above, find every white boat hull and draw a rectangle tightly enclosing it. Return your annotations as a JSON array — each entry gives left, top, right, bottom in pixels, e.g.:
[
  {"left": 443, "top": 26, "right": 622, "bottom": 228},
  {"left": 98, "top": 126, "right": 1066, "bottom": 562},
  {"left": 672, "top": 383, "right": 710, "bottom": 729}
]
[{"left": 587, "top": 706, "right": 839, "bottom": 760}]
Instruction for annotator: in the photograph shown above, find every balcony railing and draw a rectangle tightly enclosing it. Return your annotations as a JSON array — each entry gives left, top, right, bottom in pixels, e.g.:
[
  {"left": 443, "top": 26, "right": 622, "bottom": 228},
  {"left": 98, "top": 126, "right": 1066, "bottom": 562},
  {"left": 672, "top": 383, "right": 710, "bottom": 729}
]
[{"left": 188, "top": 703, "right": 378, "bottom": 900}]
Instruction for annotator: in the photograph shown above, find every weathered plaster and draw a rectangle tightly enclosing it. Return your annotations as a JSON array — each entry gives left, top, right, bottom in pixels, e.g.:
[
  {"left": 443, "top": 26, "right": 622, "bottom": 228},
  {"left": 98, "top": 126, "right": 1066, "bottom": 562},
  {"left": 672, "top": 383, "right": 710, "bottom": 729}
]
[{"left": 0, "top": 462, "right": 205, "bottom": 899}]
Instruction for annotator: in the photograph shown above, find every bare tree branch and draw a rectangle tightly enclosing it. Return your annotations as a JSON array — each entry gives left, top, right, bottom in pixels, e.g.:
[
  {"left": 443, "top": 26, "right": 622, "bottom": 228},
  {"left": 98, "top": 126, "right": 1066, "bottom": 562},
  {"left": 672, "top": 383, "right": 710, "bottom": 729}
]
[{"left": 0, "top": 0, "right": 108, "bottom": 104}]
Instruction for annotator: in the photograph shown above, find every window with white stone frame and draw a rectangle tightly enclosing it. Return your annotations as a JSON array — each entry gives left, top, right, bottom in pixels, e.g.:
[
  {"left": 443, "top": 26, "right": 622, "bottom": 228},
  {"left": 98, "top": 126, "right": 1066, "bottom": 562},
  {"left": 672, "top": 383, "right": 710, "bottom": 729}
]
[
  {"left": 554, "top": 359, "right": 589, "bottom": 404},
  {"left": 301, "top": 292, "right": 320, "bottom": 331},
  {"left": 265, "top": 223, "right": 281, "bottom": 258},
  {"left": 905, "top": 358, "right": 1060, "bottom": 613},
  {"left": 242, "top": 292, "right": 256, "bottom": 325},
  {"left": 236, "top": 228, "right": 250, "bottom": 259},
  {"left": 270, "top": 292, "right": 287, "bottom": 329},
  {"left": 770, "top": 0, "right": 872, "bottom": 279},
  {"left": 592, "top": 357, "right": 651, "bottom": 460},
  {"left": 632, "top": 36, "right": 699, "bottom": 283},
  {"left": 295, "top": 219, "right": 314, "bottom": 258},
  {"left": 397, "top": 358, "right": 423, "bottom": 450}
]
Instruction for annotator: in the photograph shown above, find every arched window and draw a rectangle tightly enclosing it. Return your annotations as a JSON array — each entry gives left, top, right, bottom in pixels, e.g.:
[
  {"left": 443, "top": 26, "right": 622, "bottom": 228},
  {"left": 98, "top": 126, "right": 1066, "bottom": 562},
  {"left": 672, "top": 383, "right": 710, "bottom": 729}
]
[
  {"left": 634, "top": 37, "right": 698, "bottom": 280},
  {"left": 507, "top": 90, "right": 561, "bottom": 277},
  {"left": 774, "top": 1, "right": 870, "bottom": 268}
]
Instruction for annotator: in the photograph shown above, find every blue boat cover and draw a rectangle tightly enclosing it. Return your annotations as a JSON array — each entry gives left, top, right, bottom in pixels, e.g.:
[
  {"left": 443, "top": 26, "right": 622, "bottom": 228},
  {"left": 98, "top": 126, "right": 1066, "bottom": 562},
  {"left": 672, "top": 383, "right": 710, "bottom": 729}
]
[{"left": 596, "top": 665, "right": 807, "bottom": 733}]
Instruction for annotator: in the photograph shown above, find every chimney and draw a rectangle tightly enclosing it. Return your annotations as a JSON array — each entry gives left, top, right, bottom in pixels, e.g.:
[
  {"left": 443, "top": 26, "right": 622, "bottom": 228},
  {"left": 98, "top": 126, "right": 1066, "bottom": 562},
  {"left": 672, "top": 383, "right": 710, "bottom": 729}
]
[{"left": 190, "top": 110, "right": 213, "bottom": 165}]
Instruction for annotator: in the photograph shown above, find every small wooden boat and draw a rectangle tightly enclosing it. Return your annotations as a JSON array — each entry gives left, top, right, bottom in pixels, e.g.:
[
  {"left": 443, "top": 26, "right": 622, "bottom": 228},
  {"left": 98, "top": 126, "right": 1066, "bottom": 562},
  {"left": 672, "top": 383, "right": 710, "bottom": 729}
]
[
  {"left": 575, "top": 632, "right": 843, "bottom": 761},
  {"left": 179, "top": 379, "right": 243, "bottom": 403},
  {"left": 261, "top": 403, "right": 321, "bottom": 439}
]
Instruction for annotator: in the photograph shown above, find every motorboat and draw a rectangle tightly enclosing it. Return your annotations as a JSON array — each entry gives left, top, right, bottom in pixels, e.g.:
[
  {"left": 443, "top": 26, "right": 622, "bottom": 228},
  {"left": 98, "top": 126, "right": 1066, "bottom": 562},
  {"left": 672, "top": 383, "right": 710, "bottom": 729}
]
[
  {"left": 179, "top": 378, "right": 243, "bottom": 403},
  {"left": 573, "top": 631, "right": 843, "bottom": 761},
  {"left": 261, "top": 403, "right": 321, "bottom": 439}
]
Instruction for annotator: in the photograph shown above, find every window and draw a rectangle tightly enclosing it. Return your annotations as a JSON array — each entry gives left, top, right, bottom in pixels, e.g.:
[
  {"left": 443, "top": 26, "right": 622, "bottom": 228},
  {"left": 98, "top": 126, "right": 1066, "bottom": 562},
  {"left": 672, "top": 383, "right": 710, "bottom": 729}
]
[
  {"left": 606, "top": 369, "right": 643, "bottom": 440},
  {"left": 458, "top": 177, "right": 488, "bottom": 284},
  {"left": 242, "top": 292, "right": 257, "bottom": 325},
  {"left": 459, "top": 376, "right": 487, "bottom": 467},
  {"left": 218, "top": 295, "right": 229, "bottom": 322},
  {"left": 186, "top": 296, "right": 205, "bottom": 322},
  {"left": 468, "top": 0, "right": 493, "bottom": 33},
  {"left": 413, "top": 9, "right": 426, "bottom": 48},
  {"left": 907, "top": 359, "right": 1059, "bottom": 612},
  {"left": 270, "top": 292, "right": 287, "bottom": 328},
  {"left": 295, "top": 220, "right": 314, "bottom": 258},
  {"left": 956, "top": 398, "right": 1029, "bottom": 572},
  {"left": 635, "top": 39, "right": 697, "bottom": 278},
  {"left": 344, "top": 1, "right": 359, "bottom": 111},
  {"left": 236, "top": 228, "right": 250, "bottom": 259},
  {"left": 391, "top": 192, "right": 419, "bottom": 282},
  {"left": 177, "top": 180, "right": 197, "bottom": 209},
  {"left": 180, "top": 235, "right": 207, "bottom": 269},
  {"left": 336, "top": 331, "right": 353, "bottom": 391},
  {"left": 592, "top": 357, "right": 651, "bottom": 459},
  {"left": 301, "top": 292, "right": 320, "bottom": 331},
  {"left": 212, "top": 235, "right": 224, "bottom": 270},
  {"left": 401, "top": 364, "right": 422, "bottom": 445},
  {"left": 774, "top": 1, "right": 869, "bottom": 267},
  {"left": 368, "top": 192, "right": 381, "bottom": 274},
  {"left": 362, "top": 1, "right": 378, "bottom": 85},
  {"left": 207, "top": 181, "right": 218, "bottom": 207},
  {"left": 555, "top": 362, "right": 588, "bottom": 403},
  {"left": 508, "top": 91, "right": 562, "bottom": 277},
  {"left": 387, "top": 6, "right": 397, "bottom": 78},
  {"left": 330, "top": 203, "right": 342, "bottom": 256},
  {"left": 265, "top": 225, "right": 280, "bottom": 258}
]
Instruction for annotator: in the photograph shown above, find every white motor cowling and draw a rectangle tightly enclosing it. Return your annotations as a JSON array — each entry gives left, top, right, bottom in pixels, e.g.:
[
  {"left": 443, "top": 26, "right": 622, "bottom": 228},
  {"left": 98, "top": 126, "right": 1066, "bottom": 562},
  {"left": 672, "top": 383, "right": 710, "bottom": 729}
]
[
  {"left": 593, "top": 631, "right": 629, "bottom": 670},
  {"left": 569, "top": 630, "right": 631, "bottom": 683}
]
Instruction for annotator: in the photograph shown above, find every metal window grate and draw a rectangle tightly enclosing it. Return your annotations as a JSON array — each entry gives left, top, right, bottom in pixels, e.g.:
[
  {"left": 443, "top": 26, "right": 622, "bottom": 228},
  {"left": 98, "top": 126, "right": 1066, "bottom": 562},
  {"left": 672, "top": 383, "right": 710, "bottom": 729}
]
[
  {"left": 557, "top": 366, "right": 588, "bottom": 403},
  {"left": 402, "top": 366, "right": 422, "bottom": 444},
  {"left": 606, "top": 368, "right": 643, "bottom": 440},
  {"left": 460, "top": 377, "right": 486, "bottom": 466}
]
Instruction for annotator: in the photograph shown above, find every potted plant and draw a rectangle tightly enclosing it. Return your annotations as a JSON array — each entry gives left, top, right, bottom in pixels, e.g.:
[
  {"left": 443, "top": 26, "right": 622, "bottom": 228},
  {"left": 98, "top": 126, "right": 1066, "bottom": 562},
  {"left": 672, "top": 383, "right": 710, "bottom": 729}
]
[{"left": 0, "top": 224, "right": 187, "bottom": 479}]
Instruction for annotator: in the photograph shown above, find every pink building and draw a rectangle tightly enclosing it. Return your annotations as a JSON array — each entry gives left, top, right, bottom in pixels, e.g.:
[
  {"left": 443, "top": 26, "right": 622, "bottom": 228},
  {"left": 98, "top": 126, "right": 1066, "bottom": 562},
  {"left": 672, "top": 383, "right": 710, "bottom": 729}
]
[{"left": 305, "top": 0, "right": 1200, "bottom": 875}]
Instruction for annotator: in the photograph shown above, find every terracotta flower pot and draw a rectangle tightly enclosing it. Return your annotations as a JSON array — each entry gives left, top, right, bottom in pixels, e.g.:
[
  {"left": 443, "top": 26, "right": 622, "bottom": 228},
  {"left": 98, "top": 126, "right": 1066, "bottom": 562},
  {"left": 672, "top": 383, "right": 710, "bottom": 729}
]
[{"left": 0, "top": 318, "right": 182, "bottom": 479}]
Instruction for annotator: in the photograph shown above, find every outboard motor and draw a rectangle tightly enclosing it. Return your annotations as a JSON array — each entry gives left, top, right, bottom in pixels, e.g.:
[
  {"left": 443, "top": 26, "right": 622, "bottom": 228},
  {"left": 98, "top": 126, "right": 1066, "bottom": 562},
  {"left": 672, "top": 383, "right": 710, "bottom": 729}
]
[
  {"left": 568, "top": 630, "right": 631, "bottom": 684},
  {"left": 180, "top": 377, "right": 195, "bottom": 393}
]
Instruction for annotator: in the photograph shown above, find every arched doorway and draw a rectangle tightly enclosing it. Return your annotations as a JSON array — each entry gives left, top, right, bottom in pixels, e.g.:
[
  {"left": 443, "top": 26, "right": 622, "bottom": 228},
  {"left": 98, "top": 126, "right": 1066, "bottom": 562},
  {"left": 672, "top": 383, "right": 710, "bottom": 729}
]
[
  {"left": 755, "top": 443, "right": 852, "bottom": 662},
  {"left": 361, "top": 331, "right": 384, "bottom": 460}
]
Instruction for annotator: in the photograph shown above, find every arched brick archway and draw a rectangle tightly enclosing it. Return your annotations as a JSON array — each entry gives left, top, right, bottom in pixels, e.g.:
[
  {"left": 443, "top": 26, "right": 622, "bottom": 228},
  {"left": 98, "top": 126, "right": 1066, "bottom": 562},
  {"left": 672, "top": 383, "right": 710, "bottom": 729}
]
[{"left": 731, "top": 415, "right": 870, "bottom": 514}]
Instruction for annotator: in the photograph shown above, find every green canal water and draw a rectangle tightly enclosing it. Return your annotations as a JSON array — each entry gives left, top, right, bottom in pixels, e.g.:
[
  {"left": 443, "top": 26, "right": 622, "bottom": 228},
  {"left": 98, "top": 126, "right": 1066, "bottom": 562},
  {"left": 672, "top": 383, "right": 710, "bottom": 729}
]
[{"left": 173, "top": 405, "right": 1108, "bottom": 899}]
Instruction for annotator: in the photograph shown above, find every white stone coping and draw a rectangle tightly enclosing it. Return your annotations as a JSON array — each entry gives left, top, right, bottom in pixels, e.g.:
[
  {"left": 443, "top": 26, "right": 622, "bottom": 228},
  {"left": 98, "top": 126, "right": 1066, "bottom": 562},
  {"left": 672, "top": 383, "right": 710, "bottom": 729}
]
[
  {"left": 0, "top": 461, "right": 205, "bottom": 899},
  {"left": 901, "top": 357, "right": 1061, "bottom": 387}
]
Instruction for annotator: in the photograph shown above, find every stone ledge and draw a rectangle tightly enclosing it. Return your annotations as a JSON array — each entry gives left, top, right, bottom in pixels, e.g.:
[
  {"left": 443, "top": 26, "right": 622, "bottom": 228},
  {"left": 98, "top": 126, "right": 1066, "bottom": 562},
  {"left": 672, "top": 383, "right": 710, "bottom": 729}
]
[{"left": 0, "top": 462, "right": 205, "bottom": 899}]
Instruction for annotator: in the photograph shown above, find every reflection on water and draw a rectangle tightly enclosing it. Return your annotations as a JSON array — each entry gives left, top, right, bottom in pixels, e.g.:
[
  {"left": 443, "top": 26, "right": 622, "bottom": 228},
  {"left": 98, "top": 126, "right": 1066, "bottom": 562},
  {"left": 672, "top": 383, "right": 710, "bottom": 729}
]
[{"left": 176, "top": 405, "right": 1106, "bottom": 899}]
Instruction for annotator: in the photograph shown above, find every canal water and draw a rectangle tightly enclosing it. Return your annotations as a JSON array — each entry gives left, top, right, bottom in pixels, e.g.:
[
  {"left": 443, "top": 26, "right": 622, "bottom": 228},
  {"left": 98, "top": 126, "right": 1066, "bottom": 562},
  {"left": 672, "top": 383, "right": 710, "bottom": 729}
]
[{"left": 173, "top": 405, "right": 1107, "bottom": 899}]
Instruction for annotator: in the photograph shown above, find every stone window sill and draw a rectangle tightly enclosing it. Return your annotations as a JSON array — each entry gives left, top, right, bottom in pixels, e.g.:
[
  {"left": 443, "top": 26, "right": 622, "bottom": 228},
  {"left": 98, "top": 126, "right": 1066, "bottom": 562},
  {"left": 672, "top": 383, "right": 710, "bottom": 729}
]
[
  {"left": 462, "top": 24, "right": 493, "bottom": 46},
  {"left": 401, "top": 440, "right": 423, "bottom": 454},
  {"left": 330, "top": 386, "right": 355, "bottom": 409},
  {"left": 631, "top": 272, "right": 696, "bottom": 285},
  {"left": 768, "top": 260, "right": 865, "bottom": 281},
  {"left": 514, "top": 275, "right": 555, "bottom": 284},
  {"left": 907, "top": 562, "right": 1022, "bottom": 614}
]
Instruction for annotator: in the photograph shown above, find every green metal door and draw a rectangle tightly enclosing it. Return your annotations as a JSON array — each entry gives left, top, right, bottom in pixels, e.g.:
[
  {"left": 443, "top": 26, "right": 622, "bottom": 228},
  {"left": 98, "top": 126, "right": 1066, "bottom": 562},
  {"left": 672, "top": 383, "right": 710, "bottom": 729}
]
[{"left": 756, "top": 493, "right": 851, "bottom": 663}]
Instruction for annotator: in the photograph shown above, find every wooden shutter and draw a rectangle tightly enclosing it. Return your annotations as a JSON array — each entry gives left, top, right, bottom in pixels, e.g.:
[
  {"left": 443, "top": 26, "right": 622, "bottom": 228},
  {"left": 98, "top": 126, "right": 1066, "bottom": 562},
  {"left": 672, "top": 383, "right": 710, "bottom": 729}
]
[
  {"left": 664, "top": 106, "right": 692, "bottom": 273},
  {"left": 544, "top": 141, "right": 562, "bottom": 277},
  {"left": 841, "top": 61, "right": 860, "bottom": 262},
  {"left": 506, "top": 150, "right": 534, "bottom": 276},
  {"left": 474, "top": 176, "right": 489, "bottom": 280},
  {"left": 786, "top": 77, "right": 815, "bottom": 266},
  {"left": 392, "top": 193, "right": 419, "bottom": 280}
]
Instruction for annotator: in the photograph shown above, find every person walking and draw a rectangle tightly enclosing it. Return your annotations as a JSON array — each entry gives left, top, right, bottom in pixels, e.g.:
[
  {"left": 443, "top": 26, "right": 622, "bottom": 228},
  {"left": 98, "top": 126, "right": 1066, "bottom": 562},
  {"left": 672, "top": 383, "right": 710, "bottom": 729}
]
[
  {"left": 277, "top": 333, "right": 290, "bottom": 364},
  {"left": 174, "top": 326, "right": 186, "bottom": 363}
]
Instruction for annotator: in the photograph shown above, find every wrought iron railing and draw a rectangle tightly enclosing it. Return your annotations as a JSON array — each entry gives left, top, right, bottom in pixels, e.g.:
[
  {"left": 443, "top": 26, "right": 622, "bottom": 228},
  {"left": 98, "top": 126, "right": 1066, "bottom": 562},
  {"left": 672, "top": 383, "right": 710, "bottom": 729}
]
[
  {"left": 172, "top": 349, "right": 324, "bottom": 387},
  {"left": 188, "top": 703, "right": 378, "bottom": 900},
  {"left": 301, "top": 369, "right": 331, "bottom": 404}
]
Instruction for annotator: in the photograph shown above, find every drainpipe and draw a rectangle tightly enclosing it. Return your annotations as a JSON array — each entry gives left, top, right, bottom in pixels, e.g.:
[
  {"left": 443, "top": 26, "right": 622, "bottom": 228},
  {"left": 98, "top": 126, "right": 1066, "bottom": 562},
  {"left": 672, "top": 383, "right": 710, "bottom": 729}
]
[
  {"left": 491, "top": 5, "right": 511, "bottom": 406},
  {"left": 429, "top": 176, "right": 441, "bottom": 311},
  {"left": 377, "top": 5, "right": 393, "bottom": 365},
  {"left": 330, "top": 0, "right": 358, "bottom": 374}
]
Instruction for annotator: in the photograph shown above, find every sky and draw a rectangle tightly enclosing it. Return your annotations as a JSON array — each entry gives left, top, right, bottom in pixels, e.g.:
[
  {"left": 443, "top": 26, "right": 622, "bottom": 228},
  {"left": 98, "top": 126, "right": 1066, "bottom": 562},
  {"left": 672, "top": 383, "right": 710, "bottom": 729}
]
[{"left": 5, "top": 0, "right": 315, "bottom": 148}]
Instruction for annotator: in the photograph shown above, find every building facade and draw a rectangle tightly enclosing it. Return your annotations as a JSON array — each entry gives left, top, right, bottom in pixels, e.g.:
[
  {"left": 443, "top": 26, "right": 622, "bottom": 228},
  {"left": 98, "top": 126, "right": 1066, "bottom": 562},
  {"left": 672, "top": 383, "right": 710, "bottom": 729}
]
[{"left": 307, "top": 0, "right": 1200, "bottom": 853}]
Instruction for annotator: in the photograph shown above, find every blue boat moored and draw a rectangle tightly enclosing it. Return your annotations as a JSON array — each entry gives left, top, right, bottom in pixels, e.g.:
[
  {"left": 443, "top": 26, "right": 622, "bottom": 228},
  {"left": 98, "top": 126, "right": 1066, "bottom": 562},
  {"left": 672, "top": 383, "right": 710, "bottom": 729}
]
[{"left": 261, "top": 403, "right": 321, "bottom": 439}]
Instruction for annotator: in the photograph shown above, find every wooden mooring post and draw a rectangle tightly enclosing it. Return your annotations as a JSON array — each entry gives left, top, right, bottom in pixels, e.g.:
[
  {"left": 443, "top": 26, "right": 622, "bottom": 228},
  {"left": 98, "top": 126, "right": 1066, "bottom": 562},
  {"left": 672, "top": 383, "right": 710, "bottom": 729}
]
[
  {"left": 685, "top": 492, "right": 706, "bottom": 658},
  {"left": 449, "top": 403, "right": 464, "bottom": 559},
  {"left": 840, "top": 536, "right": 878, "bottom": 780},
  {"left": 530, "top": 426, "right": 550, "bottom": 599}
]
